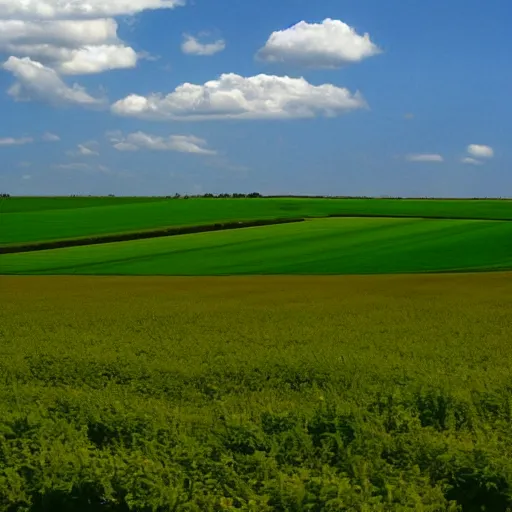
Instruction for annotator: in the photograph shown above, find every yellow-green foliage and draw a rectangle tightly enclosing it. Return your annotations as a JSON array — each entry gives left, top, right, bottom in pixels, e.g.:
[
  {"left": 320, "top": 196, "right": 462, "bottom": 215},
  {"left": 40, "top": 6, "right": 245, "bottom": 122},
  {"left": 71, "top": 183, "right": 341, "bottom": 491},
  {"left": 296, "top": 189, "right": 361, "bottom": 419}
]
[{"left": 1, "top": 274, "right": 512, "bottom": 511}]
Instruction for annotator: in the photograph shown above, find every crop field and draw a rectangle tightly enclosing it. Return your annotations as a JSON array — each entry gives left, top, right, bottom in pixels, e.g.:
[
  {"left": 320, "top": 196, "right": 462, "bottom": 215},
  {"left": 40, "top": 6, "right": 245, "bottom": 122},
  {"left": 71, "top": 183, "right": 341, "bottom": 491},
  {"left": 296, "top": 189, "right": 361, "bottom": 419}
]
[
  {"left": 0, "top": 196, "right": 167, "bottom": 214},
  {"left": 1, "top": 273, "right": 512, "bottom": 510},
  {"left": 3, "top": 217, "right": 512, "bottom": 276},
  {"left": 1, "top": 197, "right": 512, "bottom": 510},
  {"left": 2, "top": 197, "right": 512, "bottom": 246}
]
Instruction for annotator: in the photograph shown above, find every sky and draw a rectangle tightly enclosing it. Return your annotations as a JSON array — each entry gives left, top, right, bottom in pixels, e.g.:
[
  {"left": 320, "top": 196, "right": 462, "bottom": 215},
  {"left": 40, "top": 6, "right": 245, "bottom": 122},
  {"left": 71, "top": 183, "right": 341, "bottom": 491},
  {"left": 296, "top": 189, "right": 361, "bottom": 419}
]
[{"left": 0, "top": 0, "right": 510, "bottom": 197}]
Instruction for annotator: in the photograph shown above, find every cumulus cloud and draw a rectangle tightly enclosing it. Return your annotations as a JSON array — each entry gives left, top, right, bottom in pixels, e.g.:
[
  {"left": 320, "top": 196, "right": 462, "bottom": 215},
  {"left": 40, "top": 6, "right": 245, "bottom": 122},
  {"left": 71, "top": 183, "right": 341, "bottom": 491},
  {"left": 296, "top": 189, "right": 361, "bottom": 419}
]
[
  {"left": 0, "top": 0, "right": 185, "bottom": 20},
  {"left": 406, "top": 154, "right": 444, "bottom": 163},
  {"left": 3, "top": 43, "right": 137, "bottom": 75},
  {"left": 0, "top": 18, "right": 118, "bottom": 47},
  {"left": 111, "top": 73, "right": 367, "bottom": 121},
  {"left": 467, "top": 144, "right": 494, "bottom": 159},
  {"left": 58, "top": 44, "right": 137, "bottom": 74},
  {"left": 0, "top": 19, "right": 138, "bottom": 74},
  {"left": 0, "top": 4, "right": 185, "bottom": 84},
  {"left": 109, "top": 131, "right": 216, "bottom": 154},
  {"left": 181, "top": 34, "right": 225, "bottom": 56},
  {"left": 42, "top": 132, "right": 60, "bottom": 141},
  {"left": 461, "top": 157, "right": 483, "bottom": 166},
  {"left": 0, "top": 136, "right": 33, "bottom": 146},
  {"left": 0, "top": 1, "right": 184, "bottom": 101},
  {"left": 257, "top": 18, "right": 381, "bottom": 68},
  {"left": 2, "top": 56, "right": 104, "bottom": 106}
]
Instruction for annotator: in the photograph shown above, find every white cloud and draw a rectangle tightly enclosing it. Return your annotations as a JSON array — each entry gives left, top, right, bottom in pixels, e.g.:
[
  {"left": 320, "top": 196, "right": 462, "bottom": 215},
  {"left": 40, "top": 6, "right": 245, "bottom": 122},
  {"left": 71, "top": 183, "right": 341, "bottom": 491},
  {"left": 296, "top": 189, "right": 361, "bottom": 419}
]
[
  {"left": 0, "top": 18, "right": 118, "bottom": 47},
  {"left": 257, "top": 18, "right": 381, "bottom": 68},
  {"left": 67, "top": 140, "right": 100, "bottom": 156},
  {"left": 111, "top": 73, "right": 367, "bottom": 121},
  {"left": 42, "top": 132, "right": 60, "bottom": 141},
  {"left": 461, "top": 157, "right": 483, "bottom": 166},
  {"left": 0, "top": 0, "right": 185, "bottom": 20},
  {"left": 2, "top": 56, "right": 104, "bottom": 106},
  {"left": 0, "top": 136, "right": 33, "bottom": 146},
  {"left": 78, "top": 144, "right": 99, "bottom": 156},
  {"left": 113, "top": 141, "right": 138, "bottom": 151},
  {"left": 1, "top": 43, "right": 137, "bottom": 74},
  {"left": 110, "top": 131, "right": 216, "bottom": 154},
  {"left": 467, "top": 144, "right": 494, "bottom": 159},
  {"left": 406, "top": 154, "right": 444, "bottom": 163},
  {"left": 0, "top": 19, "right": 138, "bottom": 74},
  {"left": 0, "top": 0, "right": 187, "bottom": 111},
  {"left": 78, "top": 144, "right": 98, "bottom": 156},
  {"left": 57, "top": 44, "right": 137, "bottom": 74},
  {"left": 181, "top": 34, "right": 225, "bottom": 56}
]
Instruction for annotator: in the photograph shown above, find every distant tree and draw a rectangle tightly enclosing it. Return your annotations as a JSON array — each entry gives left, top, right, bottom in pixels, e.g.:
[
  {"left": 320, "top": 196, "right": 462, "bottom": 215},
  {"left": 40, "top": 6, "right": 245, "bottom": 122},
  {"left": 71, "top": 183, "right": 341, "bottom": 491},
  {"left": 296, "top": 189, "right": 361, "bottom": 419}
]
[
  {"left": 0, "top": 193, "right": 10, "bottom": 198},
  {"left": 247, "top": 192, "right": 262, "bottom": 198}
]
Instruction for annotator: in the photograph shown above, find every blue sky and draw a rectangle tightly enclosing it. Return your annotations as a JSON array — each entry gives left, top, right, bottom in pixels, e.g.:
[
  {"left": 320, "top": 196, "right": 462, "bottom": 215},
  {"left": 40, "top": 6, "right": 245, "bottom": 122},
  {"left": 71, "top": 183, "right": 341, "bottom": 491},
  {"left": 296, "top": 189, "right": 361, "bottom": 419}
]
[{"left": 0, "top": 0, "right": 510, "bottom": 197}]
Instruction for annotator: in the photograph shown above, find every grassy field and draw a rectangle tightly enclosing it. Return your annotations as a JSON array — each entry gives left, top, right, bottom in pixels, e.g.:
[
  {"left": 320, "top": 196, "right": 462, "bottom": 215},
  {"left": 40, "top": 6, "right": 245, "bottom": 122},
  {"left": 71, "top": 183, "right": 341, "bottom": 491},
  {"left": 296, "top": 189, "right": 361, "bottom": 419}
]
[
  {"left": 1, "top": 273, "right": 512, "bottom": 510},
  {"left": 3, "top": 217, "right": 512, "bottom": 276},
  {"left": 2, "top": 197, "right": 512, "bottom": 246},
  {"left": 0, "top": 196, "right": 167, "bottom": 214}
]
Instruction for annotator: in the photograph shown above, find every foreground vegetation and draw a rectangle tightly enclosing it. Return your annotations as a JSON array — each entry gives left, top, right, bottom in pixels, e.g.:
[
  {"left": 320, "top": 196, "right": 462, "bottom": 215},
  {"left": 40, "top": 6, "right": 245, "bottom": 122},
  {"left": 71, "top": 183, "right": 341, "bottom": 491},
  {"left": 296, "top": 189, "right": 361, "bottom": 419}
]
[
  {"left": 2, "top": 197, "right": 512, "bottom": 246},
  {"left": 3, "top": 218, "right": 512, "bottom": 276},
  {"left": 1, "top": 273, "right": 512, "bottom": 510}
]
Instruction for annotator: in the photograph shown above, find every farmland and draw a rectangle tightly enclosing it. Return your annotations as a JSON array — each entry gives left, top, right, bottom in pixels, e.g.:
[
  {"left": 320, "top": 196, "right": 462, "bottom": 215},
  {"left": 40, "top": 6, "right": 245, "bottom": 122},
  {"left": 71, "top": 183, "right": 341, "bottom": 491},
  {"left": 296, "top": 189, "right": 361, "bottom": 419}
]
[
  {"left": 2, "top": 217, "right": 512, "bottom": 276},
  {"left": 1, "top": 196, "right": 512, "bottom": 510},
  {"left": 1, "top": 273, "right": 512, "bottom": 510},
  {"left": 2, "top": 196, "right": 512, "bottom": 247}
]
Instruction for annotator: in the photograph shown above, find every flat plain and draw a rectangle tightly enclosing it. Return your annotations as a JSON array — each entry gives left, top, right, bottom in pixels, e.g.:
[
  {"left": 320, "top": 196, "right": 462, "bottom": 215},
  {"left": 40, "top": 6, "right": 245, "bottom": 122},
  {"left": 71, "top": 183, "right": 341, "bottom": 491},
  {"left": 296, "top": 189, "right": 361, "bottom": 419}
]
[
  {"left": 1, "top": 273, "right": 512, "bottom": 510},
  {"left": 2, "top": 197, "right": 512, "bottom": 246},
  {"left": 3, "top": 217, "right": 512, "bottom": 275},
  {"left": 2, "top": 197, "right": 512, "bottom": 511}
]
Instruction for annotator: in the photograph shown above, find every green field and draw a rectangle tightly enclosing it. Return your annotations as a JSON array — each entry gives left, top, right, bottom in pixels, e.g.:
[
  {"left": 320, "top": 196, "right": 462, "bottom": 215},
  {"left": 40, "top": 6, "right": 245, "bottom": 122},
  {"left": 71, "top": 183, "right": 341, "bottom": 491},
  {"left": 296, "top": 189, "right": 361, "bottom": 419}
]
[
  {"left": 0, "top": 196, "right": 167, "bottom": 214},
  {"left": 2, "top": 197, "right": 512, "bottom": 246},
  {"left": 3, "top": 218, "right": 512, "bottom": 275},
  {"left": 1, "top": 274, "right": 512, "bottom": 510}
]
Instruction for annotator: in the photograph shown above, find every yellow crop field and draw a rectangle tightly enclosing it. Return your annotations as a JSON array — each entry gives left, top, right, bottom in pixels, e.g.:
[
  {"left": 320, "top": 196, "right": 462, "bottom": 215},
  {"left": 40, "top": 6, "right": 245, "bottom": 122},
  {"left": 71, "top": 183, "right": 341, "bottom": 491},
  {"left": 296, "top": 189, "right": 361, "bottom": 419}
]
[{"left": 1, "top": 273, "right": 511, "bottom": 510}]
